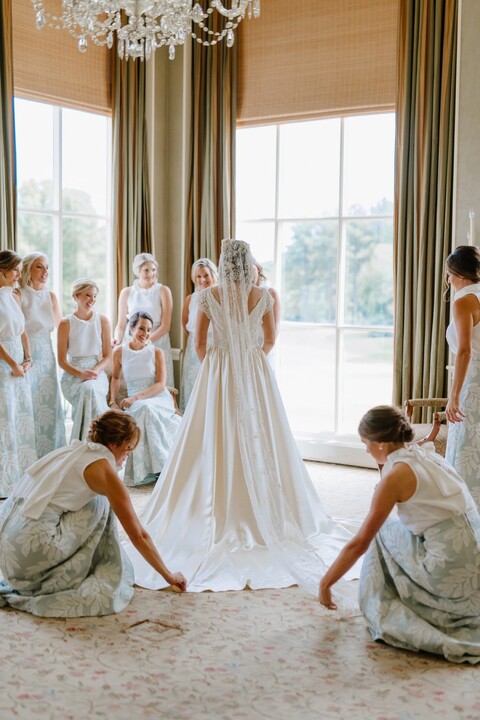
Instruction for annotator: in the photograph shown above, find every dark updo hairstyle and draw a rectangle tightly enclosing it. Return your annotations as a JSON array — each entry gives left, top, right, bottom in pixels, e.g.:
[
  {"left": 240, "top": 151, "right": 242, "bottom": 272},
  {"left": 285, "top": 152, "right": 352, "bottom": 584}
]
[
  {"left": 0, "top": 249, "right": 22, "bottom": 272},
  {"left": 445, "top": 245, "right": 480, "bottom": 286},
  {"left": 358, "top": 405, "right": 414, "bottom": 444},
  {"left": 129, "top": 311, "right": 154, "bottom": 330},
  {"left": 87, "top": 410, "right": 140, "bottom": 448}
]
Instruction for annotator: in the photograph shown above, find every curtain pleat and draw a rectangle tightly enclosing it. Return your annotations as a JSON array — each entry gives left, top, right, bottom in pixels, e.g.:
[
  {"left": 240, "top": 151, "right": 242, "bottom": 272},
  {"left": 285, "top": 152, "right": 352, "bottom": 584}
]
[
  {"left": 0, "top": 0, "right": 16, "bottom": 251},
  {"left": 393, "top": 0, "right": 457, "bottom": 418},
  {"left": 186, "top": 32, "right": 236, "bottom": 293},
  {"left": 112, "top": 54, "right": 152, "bottom": 295}
]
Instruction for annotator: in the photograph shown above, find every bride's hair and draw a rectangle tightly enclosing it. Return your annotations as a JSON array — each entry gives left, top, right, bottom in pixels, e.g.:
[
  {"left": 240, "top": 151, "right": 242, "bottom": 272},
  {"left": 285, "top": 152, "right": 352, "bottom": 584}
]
[{"left": 358, "top": 405, "right": 414, "bottom": 444}]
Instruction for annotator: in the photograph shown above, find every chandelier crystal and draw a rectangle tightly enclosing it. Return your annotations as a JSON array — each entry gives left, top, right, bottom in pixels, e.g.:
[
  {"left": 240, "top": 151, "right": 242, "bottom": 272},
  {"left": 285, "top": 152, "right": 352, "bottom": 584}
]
[{"left": 30, "top": 1, "right": 260, "bottom": 61}]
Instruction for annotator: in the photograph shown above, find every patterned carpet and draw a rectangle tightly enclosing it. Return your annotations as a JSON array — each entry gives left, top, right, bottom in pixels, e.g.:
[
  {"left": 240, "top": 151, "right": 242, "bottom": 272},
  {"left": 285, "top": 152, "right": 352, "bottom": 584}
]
[{"left": 1, "top": 463, "right": 480, "bottom": 720}]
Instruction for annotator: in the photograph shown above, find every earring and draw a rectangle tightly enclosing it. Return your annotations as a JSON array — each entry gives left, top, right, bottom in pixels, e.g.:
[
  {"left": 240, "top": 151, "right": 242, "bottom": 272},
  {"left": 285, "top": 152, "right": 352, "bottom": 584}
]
[{"left": 379, "top": 444, "right": 384, "bottom": 450}]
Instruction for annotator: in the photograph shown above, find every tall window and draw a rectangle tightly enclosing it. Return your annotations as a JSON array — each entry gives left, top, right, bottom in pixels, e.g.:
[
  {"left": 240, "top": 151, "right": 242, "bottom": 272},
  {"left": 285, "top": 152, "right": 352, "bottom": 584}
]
[
  {"left": 14, "top": 98, "right": 112, "bottom": 316},
  {"left": 236, "top": 114, "right": 395, "bottom": 453}
]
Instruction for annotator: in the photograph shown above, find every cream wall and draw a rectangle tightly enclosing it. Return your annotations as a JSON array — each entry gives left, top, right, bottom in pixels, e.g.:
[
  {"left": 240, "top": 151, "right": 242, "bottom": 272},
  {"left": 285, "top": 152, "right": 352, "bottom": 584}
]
[{"left": 454, "top": 0, "right": 480, "bottom": 248}]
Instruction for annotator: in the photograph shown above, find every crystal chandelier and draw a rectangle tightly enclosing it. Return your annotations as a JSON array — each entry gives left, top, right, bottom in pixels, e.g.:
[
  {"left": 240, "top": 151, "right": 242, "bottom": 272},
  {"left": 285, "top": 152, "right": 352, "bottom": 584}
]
[{"left": 30, "top": 1, "right": 260, "bottom": 61}]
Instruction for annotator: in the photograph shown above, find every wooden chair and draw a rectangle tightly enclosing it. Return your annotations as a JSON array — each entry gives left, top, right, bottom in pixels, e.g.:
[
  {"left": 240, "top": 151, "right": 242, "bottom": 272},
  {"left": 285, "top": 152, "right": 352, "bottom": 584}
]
[{"left": 404, "top": 398, "right": 448, "bottom": 457}]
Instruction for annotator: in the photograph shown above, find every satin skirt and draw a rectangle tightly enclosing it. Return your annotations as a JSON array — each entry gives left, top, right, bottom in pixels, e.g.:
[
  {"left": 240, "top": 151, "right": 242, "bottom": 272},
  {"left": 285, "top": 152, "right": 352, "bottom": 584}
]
[
  {"left": 359, "top": 512, "right": 480, "bottom": 663},
  {"left": 123, "top": 345, "right": 353, "bottom": 592},
  {"left": 61, "top": 356, "right": 109, "bottom": 441},
  {"left": 0, "top": 495, "right": 134, "bottom": 617},
  {"left": 29, "top": 331, "right": 66, "bottom": 457},
  {"left": 0, "top": 336, "right": 37, "bottom": 497}
]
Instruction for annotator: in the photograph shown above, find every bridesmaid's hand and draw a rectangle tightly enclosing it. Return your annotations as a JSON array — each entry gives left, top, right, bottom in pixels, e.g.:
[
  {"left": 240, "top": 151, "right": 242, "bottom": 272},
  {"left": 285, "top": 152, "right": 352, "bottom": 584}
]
[
  {"left": 446, "top": 396, "right": 465, "bottom": 424},
  {"left": 11, "top": 363, "right": 25, "bottom": 378},
  {"left": 319, "top": 580, "right": 337, "bottom": 610},
  {"left": 120, "top": 396, "right": 138, "bottom": 409},
  {"left": 168, "top": 572, "right": 187, "bottom": 592},
  {"left": 80, "top": 369, "right": 98, "bottom": 382}
]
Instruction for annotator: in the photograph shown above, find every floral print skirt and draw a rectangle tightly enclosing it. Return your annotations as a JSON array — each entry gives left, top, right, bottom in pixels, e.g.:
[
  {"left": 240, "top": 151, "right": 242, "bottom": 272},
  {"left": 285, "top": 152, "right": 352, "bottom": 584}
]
[
  {"left": 359, "top": 511, "right": 480, "bottom": 663},
  {"left": 0, "top": 495, "right": 134, "bottom": 617}
]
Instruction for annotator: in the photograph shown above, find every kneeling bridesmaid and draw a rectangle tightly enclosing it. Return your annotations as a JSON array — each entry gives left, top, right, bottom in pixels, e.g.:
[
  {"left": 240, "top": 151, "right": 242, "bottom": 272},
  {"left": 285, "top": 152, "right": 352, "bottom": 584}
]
[
  {"left": 319, "top": 405, "right": 480, "bottom": 664},
  {"left": 0, "top": 411, "right": 186, "bottom": 617}
]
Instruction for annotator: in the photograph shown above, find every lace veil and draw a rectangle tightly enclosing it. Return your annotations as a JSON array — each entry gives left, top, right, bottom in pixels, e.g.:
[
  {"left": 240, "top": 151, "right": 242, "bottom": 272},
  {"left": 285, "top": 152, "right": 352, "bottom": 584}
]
[{"left": 217, "top": 239, "right": 356, "bottom": 614}]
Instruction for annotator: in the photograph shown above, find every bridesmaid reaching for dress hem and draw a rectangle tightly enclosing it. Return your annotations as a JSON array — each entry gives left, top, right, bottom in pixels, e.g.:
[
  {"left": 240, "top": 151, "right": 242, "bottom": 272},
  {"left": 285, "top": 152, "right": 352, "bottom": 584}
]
[{"left": 319, "top": 404, "right": 480, "bottom": 664}]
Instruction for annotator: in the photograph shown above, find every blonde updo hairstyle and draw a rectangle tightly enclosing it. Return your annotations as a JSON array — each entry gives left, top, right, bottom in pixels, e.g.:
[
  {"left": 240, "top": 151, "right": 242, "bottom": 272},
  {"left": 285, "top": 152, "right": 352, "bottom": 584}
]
[
  {"left": 87, "top": 410, "right": 140, "bottom": 448},
  {"left": 132, "top": 253, "right": 158, "bottom": 278},
  {"left": 71, "top": 278, "right": 99, "bottom": 300},
  {"left": 358, "top": 405, "right": 414, "bottom": 445},
  {"left": 19, "top": 252, "right": 48, "bottom": 288},
  {"left": 191, "top": 258, "right": 218, "bottom": 285},
  {"left": 0, "top": 249, "right": 22, "bottom": 273}
]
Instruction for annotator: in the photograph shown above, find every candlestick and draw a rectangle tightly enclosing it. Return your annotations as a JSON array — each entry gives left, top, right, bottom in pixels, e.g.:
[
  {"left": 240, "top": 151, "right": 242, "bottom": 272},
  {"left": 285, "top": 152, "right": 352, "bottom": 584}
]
[{"left": 469, "top": 209, "right": 475, "bottom": 246}]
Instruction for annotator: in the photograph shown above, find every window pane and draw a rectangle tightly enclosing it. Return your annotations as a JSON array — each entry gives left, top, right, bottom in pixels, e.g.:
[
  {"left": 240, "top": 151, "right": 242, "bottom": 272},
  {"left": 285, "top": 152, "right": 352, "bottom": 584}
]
[
  {"left": 344, "top": 218, "right": 393, "bottom": 326},
  {"left": 343, "top": 113, "right": 395, "bottom": 217},
  {"left": 281, "top": 221, "right": 338, "bottom": 323},
  {"left": 62, "top": 108, "right": 109, "bottom": 216},
  {"left": 278, "top": 326, "right": 336, "bottom": 434},
  {"left": 62, "top": 218, "right": 108, "bottom": 314},
  {"left": 236, "top": 126, "right": 276, "bottom": 221},
  {"left": 278, "top": 119, "right": 340, "bottom": 219},
  {"left": 14, "top": 99, "right": 54, "bottom": 211},
  {"left": 17, "top": 212, "right": 54, "bottom": 275},
  {"left": 339, "top": 330, "right": 394, "bottom": 434},
  {"left": 236, "top": 221, "right": 275, "bottom": 280}
]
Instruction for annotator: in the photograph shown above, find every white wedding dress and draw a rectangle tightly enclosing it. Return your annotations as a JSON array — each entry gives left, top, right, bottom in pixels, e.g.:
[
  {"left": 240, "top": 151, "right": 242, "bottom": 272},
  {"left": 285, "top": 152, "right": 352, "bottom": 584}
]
[{"left": 124, "top": 283, "right": 356, "bottom": 595}]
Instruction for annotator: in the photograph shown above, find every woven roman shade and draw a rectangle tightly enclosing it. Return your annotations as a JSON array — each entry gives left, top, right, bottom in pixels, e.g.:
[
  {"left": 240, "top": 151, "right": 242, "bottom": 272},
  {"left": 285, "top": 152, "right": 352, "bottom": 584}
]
[
  {"left": 237, "top": 0, "right": 398, "bottom": 126},
  {"left": 12, "top": 0, "right": 111, "bottom": 113}
]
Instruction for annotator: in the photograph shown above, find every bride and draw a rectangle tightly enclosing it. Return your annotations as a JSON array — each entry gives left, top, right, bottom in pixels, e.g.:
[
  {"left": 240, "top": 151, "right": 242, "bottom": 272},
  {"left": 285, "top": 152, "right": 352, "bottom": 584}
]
[{"left": 123, "top": 240, "right": 355, "bottom": 595}]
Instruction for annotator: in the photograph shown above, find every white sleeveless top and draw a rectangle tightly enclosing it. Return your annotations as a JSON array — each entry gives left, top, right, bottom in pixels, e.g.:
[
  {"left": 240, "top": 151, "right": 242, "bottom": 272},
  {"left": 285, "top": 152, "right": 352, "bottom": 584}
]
[
  {"left": 20, "top": 285, "right": 55, "bottom": 335},
  {"left": 0, "top": 287, "right": 24, "bottom": 339},
  {"left": 67, "top": 312, "right": 102, "bottom": 358},
  {"left": 12, "top": 441, "right": 116, "bottom": 519},
  {"left": 127, "top": 281, "right": 163, "bottom": 325},
  {"left": 446, "top": 283, "right": 480, "bottom": 354},
  {"left": 122, "top": 343, "right": 156, "bottom": 384},
  {"left": 384, "top": 446, "right": 475, "bottom": 534},
  {"left": 186, "top": 292, "right": 213, "bottom": 337}
]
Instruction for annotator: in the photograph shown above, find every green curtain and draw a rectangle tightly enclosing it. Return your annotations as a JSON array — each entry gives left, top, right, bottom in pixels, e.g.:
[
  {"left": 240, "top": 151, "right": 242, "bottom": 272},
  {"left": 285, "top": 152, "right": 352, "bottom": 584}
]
[
  {"left": 0, "top": 0, "right": 16, "bottom": 251},
  {"left": 393, "top": 0, "right": 458, "bottom": 417},
  {"left": 186, "top": 30, "right": 237, "bottom": 293},
  {"left": 112, "top": 54, "right": 152, "bottom": 294}
]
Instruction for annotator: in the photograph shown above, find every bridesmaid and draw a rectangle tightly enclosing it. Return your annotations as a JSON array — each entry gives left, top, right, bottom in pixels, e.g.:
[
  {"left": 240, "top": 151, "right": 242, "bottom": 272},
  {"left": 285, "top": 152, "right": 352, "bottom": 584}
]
[
  {"left": 445, "top": 245, "right": 480, "bottom": 508},
  {"left": 18, "top": 252, "right": 66, "bottom": 456},
  {"left": 0, "top": 410, "right": 186, "bottom": 617},
  {"left": 113, "top": 253, "right": 174, "bottom": 387},
  {"left": 109, "top": 311, "right": 182, "bottom": 486},
  {"left": 0, "top": 250, "right": 37, "bottom": 498},
  {"left": 253, "top": 260, "right": 281, "bottom": 332},
  {"left": 180, "top": 258, "right": 218, "bottom": 411},
  {"left": 58, "top": 278, "right": 111, "bottom": 441}
]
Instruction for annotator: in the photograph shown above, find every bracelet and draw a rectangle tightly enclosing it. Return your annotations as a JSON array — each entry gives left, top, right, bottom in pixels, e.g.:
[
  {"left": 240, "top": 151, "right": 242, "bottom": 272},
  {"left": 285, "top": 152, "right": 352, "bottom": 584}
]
[
  {"left": 24, "top": 356, "right": 33, "bottom": 364},
  {"left": 108, "top": 401, "right": 118, "bottom": 407}
]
